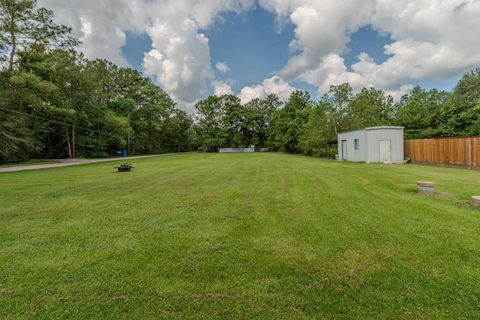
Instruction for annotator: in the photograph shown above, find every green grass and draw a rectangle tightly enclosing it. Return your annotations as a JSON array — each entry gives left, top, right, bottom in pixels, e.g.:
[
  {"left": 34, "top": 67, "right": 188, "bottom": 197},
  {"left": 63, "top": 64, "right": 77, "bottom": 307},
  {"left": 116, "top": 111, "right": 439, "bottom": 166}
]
[{"left": 1, "top": 153, "right": 480, "bottom": 319}]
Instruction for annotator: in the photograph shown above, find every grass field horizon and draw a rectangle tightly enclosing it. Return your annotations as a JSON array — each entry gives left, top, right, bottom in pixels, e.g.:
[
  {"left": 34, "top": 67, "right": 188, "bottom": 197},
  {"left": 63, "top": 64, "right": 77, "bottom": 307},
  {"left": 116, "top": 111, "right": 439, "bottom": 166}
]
[{"left": 1, "top": 153, "right": 480, "bottom": 319}]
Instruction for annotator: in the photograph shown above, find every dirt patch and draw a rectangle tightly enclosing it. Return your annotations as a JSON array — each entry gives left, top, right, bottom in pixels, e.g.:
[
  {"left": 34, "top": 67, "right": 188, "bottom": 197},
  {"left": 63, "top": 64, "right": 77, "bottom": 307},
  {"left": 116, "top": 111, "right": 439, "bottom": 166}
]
[{"left": 0, "top": 288, "right": 17, "bottom": 296}]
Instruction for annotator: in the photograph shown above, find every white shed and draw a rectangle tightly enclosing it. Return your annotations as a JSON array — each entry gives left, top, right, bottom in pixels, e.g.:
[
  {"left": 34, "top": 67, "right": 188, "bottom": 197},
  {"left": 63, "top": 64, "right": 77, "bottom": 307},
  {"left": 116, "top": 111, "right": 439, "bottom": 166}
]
[{"left": 337, "top": 126, "right": 404, "bottom": 164}]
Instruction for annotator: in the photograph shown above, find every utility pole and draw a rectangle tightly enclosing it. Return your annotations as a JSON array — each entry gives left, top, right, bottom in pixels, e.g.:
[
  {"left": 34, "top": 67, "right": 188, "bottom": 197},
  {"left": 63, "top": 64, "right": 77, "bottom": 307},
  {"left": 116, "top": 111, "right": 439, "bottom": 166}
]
[{"left": 72, "top": 124, "right": 76, "bottom": 159}]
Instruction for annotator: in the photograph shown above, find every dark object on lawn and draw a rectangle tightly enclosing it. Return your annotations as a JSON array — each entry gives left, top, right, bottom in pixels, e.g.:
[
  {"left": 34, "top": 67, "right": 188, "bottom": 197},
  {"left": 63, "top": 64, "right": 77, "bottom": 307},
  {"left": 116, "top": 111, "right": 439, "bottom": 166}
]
[{"left": 116, "top": 163, "right": 134, "bottom": 172}]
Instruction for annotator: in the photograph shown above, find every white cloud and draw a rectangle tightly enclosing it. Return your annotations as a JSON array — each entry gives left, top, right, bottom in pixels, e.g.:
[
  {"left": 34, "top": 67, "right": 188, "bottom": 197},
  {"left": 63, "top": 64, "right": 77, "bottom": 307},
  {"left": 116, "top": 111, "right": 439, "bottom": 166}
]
[
  {"left": 216, "top": 62, "right": 231, "bottom": 73},
  {"left": 38, "top": 0, "right": 255, "bottom": 111},
  {"left": 38, "top": 0, "right": 146, "bottom": 65},
  {"left": 239, "top": 76, "right": 296, "bottom": 103},
  {"left": 39, "top": 0, "right": 480, "bottom": 109},
  {"left": 140, "top": 0, "right": 255, "bottom": 111},
  {"left": 142, "top": 18, "right": 214, "bottom": 107},
  {"left": 212, "top": 80, "right": 234, "bottom": 96},
  {"left": 259, "top": 0, "right": 480, "bottom": 98}
]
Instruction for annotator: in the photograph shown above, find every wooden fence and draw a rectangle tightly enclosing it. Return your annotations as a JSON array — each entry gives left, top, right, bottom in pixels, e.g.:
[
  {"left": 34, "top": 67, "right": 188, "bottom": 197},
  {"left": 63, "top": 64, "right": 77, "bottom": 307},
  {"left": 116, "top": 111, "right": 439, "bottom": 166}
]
[{"left": 404, "top": 137, "right": 480, "bottom": 167}]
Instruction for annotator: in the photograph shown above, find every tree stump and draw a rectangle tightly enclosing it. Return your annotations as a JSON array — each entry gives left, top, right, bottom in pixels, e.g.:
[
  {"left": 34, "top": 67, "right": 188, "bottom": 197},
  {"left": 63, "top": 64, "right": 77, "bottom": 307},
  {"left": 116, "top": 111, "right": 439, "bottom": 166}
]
[
  {"left": 472, "top": 196, "right": 480, "bottom": 208},
  {"left": 417, "top": 181, "right": 435, "bottom": 195}
]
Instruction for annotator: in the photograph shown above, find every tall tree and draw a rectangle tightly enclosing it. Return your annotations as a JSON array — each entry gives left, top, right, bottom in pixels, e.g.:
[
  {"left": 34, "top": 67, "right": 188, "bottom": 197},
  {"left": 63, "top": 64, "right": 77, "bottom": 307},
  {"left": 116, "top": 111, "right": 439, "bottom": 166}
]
[
  {"left": 0, "top": 0, "right": 77, "bottom": 72},
  {"left": 194, "top": 95, "right": 226, "bottom": 152},
  {"left": 0, "top": 0, "right": 78, "bottom": 161},
  {"left": 268, "top": 90, "right": 311, "bottom": 153},
  {"left": 348, "top": 87, "right": 394, "bottom": 128},
  {"left": 220, "top": 95, "right": 246, "bottom": 147},
  {"left": 322, "top": 83, "right": 354, "bottom": 135},
  {"left": 245, "top": 94, "right": 281, "bottom": 148},
  {"left": 395, "top": 86, "right": 448, "bottom": 139},
  {"left": 299, "top": 102, "right": 336, "bottom": 157},
  {"left": 441, "top": 68, "right": 480, "bottom": 136}
]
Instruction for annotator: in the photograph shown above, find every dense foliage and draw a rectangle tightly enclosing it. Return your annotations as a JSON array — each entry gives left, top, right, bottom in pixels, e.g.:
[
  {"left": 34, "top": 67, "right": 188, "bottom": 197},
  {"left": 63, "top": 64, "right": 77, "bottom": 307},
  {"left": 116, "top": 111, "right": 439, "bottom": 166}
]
[
  {"left": 0, "top": 0, "right": 192, "bottom": 162},
  {"left": 194, "top": 72, "right": 480, "bottom": 157},
  {"left": 1, "top": 1, "right": 479, "bottom": 163}
]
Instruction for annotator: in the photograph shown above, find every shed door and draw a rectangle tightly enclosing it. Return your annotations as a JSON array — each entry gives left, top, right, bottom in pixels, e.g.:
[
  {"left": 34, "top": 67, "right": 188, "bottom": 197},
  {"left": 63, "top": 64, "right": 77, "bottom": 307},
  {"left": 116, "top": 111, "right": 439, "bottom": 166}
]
[
  {"left": 379, "top": 140, "right": 392, "bottom": 163},
  {"left": 341, "top": 140, "right": 347, "bottom": 160}
]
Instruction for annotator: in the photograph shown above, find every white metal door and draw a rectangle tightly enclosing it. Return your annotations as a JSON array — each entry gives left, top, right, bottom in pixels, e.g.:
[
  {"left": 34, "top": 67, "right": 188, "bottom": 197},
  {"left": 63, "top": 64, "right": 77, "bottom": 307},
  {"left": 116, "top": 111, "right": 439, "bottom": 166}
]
[
  {"left": 379, "top": 140, "right": 392, "bottom": 163},
  {"left": 341, "top": 140, "right": 347, "bottom": 160}
]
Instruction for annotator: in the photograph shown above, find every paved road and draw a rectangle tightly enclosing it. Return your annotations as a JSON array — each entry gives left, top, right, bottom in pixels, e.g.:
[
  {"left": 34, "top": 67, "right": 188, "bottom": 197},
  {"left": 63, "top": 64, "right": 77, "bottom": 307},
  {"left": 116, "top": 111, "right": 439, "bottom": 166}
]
[{"left": 0, "top": 154, "right": 173, "bottom": 173}]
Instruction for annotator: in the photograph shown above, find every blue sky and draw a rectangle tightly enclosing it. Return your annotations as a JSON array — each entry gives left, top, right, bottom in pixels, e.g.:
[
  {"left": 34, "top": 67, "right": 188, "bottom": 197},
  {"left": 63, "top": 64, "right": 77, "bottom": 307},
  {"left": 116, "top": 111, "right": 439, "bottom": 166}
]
[
  {"left": 122, "top": 6, "right": 460, "bottom": 102},
  {"left": 203, "top": 8, "right": 294, "bottom": 92},
  {"left": 122, "top": 32, "right": 151, "bottom": 71},
  {"left": 43, "top": 0, "right": 479, "bottom": 109},
  {"left": 121, "top": 7, "right": 304, "bottom": 96}
]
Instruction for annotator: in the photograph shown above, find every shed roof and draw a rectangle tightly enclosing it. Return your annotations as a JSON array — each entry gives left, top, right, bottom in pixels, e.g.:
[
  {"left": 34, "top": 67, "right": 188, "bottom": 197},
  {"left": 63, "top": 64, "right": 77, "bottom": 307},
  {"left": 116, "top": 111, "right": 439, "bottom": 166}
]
[
  {"left": 365, "top": 126, "right": 404, "bottom": 131},
  {"left": 339, "top": 126, "right": 404, "bottom": 135}
]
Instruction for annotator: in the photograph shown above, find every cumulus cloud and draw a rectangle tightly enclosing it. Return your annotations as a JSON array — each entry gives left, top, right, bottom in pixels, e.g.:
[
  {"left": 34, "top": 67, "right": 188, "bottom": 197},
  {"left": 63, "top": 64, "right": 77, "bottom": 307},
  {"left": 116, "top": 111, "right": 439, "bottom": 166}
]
[
  {"left": 40, "top": 0, "right": 480, "bottom": 109},
  {"left": 259, "top": 0, "right": 480, "bottom": 98},
  {"left": 239, "top": 76, "right": 296, "bottom": 103},
  {"left": 212, "top": 80, "right": 234, "bottom": 96},
  {"left": 140, "top": 0, "right": 254, "bottom": 110},
  {"left": 38, "top": 0, "right": 147, "bottom": 65},
  {"left": 142, "top": 18, "right": 214, "bottom": 106},
  {"left": 39, "top": 0, "right": 255, "bottom": 111},
  {"left": 216, "top": 62, "right": 231, "bottom": 73}
]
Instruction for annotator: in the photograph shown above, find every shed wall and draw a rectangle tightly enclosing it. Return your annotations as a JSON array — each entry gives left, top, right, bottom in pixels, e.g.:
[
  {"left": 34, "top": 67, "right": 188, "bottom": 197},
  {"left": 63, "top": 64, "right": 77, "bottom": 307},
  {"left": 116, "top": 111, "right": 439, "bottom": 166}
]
[
  {"left": 366, "top": 128, "right": 404, "bottom": 163},
  {"left": 337, "top": 130, "right": 367, "bottom": 162}
]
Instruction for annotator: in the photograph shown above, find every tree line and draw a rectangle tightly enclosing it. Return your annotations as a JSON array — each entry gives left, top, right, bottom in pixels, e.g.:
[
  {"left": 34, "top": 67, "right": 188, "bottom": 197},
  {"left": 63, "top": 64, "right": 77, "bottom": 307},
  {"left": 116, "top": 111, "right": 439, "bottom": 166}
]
[
  {"left": 194, "top": 72, "right": 480, "bottom": 157},
  {"left": 0, "top": 0, "right": 193, "bottom": 163},
  {"left": 1, "top": 0, "right": 479, "bottom": 163}
]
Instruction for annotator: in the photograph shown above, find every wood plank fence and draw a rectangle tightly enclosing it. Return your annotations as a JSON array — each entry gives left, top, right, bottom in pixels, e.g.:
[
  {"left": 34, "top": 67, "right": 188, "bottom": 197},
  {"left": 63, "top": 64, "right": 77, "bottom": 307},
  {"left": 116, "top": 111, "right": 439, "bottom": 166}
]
[{"left": 404, "top": 137, "right": 480, "bottom": 167}]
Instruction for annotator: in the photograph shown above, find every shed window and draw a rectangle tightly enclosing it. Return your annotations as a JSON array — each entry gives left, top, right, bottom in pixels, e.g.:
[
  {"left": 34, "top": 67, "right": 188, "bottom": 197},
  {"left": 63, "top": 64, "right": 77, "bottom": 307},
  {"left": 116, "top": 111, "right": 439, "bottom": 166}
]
[{"left": 354, "top": 139, "right": 360, "bottom": 150}]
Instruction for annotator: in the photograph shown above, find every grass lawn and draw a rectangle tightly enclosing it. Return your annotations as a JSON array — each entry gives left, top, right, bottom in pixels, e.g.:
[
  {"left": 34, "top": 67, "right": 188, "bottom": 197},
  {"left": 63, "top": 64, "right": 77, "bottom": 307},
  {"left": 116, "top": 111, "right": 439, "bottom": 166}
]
[{"left": 1, "top": 153, "right": 480, "bottom": 319}]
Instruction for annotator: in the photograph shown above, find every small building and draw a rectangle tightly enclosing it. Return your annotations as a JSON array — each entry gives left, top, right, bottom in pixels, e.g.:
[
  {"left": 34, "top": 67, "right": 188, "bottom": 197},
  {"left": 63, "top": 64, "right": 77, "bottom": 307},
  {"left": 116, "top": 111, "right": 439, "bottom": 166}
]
[
  {"left": 337, "top": 126, "right": 404, "bottom": 164},
  {"left": 219, "top": 147, "right": 255, "bottom": 153},
  {"left": 218, "top": 146, "right": 269, "bottom": 153}
]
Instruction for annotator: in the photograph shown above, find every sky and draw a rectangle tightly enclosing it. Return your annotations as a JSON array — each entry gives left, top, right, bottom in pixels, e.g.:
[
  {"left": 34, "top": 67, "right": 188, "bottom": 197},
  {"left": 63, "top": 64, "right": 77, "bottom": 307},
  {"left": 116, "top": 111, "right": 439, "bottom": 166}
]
[{"left": 39, "top": 0, "right": 480, "bottom": 112}]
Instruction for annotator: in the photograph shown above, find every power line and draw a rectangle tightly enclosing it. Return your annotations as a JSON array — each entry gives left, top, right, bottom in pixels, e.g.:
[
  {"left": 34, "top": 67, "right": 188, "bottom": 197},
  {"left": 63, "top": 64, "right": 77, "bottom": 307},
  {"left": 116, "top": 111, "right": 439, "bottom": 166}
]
[{"left": 0, "top": 105, "right": 102, "bottom": 134}]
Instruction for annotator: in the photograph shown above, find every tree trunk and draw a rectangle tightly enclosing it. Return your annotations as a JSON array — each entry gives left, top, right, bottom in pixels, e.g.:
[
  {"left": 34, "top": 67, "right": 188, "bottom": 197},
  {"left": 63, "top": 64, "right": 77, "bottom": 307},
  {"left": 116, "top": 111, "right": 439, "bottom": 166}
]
[
  {"left": 8, "top": 10, "right": 17, "bottom": 73},
  {"left": 127, "top": 112, "right": 131, "bottom": 155},
  {"left": 72, "top": 125, "right": 75, "bottom": 158},
  {"left": 66, "top": 130, "right": 72, "bottom": 159},
  {"left": 8, "top": 35, "right": 16, "bottom": 72}
]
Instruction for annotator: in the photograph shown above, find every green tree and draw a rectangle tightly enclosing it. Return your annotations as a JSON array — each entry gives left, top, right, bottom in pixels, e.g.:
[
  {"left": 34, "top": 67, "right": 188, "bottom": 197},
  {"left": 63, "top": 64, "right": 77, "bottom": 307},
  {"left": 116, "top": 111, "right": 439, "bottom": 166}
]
[
  {"left": 220, "top": 95, "right": 247, "bottom": 147},
  {"left": 0, "top": 73, "right": 30, "bottom": 160},
  {"left": 194, "top": 96, "right": 226, "bottom": 152},
  {"left": 162, "top": 109, "right": 194, "bottom": 152},
  {"left": 299, "top": 102, "right": 337, "bottom": 157},
  {"left": 0, "top": 0, "right": 77, "bottom": 161},
  {"left": 0, "top": 49, "right": 75, "bottom": 160},
  {"left": 0, "top": 0, "right": 77, "bottom": 72},
  {"left": 322, "top": 83, "right": 354, "bottom": 135},
  {"left": 245, "top": 94, "right": 281, "bottom": 148},
  {"left": 268, "top": 90, "right": 311, "bottom": 153},
  {"left": 441, "top": 68, "right": 480, "bottom": 136},
  {"left": 0, "top": 1, "right": 192, "bottom": 163},
  {"left": 395, "top": 86, "right": 448, "bottom": 139},
  {"left": 348, "top": 87, "right": 394, "bottom": 128}
]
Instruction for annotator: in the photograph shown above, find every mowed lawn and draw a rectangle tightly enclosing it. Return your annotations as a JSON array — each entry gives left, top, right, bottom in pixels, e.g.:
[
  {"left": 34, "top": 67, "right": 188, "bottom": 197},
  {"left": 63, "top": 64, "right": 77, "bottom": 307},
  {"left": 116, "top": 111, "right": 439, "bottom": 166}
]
[{"left": 1, "top": 153, "right": 480, "bottom": 319}]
